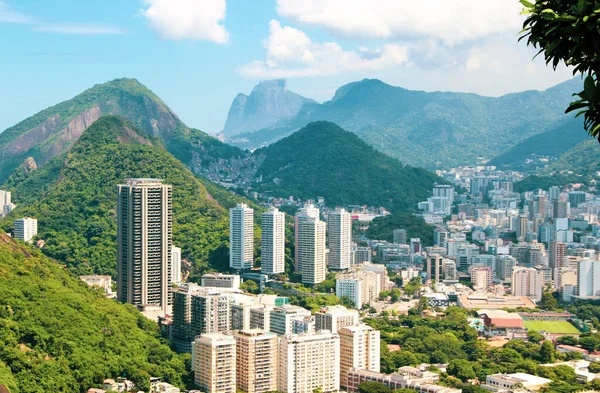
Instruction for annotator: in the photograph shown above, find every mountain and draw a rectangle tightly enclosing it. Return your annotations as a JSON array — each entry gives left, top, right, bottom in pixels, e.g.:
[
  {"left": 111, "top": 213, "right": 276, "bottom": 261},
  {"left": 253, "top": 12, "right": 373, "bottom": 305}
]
[
  {"left": 0, "top": 78, "right": 246, "bottom": 184},
  {"left": 0, "top": 116, "right": 240, "bottom": 278},
  {"left": 222, "top": 79, "right": 317, "bottom": 136},
  {"left": 0, "top": 231, "right": 189, "bottom": 393},
  {"left": 513, "top": 139, "right": 600, "bottom": 192},
  {"left": 228, "top": 78, "right": 581, "bottom": 169},
  {"left": 488, "top": 117, "right": 588, "bottom": 171},
  {"left": 251, "top": 121, "right": 443, "bottom": 211}
]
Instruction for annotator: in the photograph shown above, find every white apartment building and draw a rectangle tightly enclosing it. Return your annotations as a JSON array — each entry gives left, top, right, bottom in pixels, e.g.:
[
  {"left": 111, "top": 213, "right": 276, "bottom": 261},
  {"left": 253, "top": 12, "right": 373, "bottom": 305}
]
[
  {"left": 339, "top": 324, "right": 380, "bottom": 389},
  {"left": 278, "top": 331, "right": 340, "bottom": 393},
  {"left": 13, "top": 217, "right": 37, "bottom": 243},
  {"left": 336, "top": 277, "right": 363, "bottom": 309},
  {"left": 315, "top": 305, "right": 359, "bottom": 333},
  {"left": 512, "top": 267, "right": 544, "bottom": 302},
  {"left": 442, "top": 260, "right": 457, "bottom": 281},
  {"left": 298, "top": 217, "right": 327, "bottom": 285},
  {"left": 235, "top": 329, "right": 279, "bottom": 393},
  {"left": 327, "top": 208, "right": 352, "bottom": 270},
  {"left": 201, "top": 273, "right": 241, "bottom": 289},
  {"left": 294, "top": 203, "right": 320, "bottom": 271},
  {"left": 261, "top": 208, "right": 286, "bottom": 275},
  {"left": 192, "top": 333, "right": 236, "bottom": 393},
  {"left": 230, "top": 203, "right": 254, "bottom": 270},
  {"left": 270, "top": 305, "right": 312, "bottom": 336},
  {"left": 171, "top": 246, "right": 182, "bottom": 284},
  {"left": 470, "top": 266, "right": 493, "bottom": 290},
  {"left": 578, "top": 258, "right": 600, "bottom": 297}
]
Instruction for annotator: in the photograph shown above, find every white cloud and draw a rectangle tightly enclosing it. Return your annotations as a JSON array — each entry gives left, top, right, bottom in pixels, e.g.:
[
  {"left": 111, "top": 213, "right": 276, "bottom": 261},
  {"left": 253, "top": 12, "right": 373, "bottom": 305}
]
[
  {"left": 0, "top": 1, "right": 33, "bottom": 23},
  {"left": 238, "top": 20, "right": 408, "bottom": 78},
  {"left": 33, "top": 24, "right": 125, "bottom": 35},
  {"left": 276, "top": 0, "right": 522, "bottom": 45},
  {"left": 141, "top": 0, "right": 229, "bottom": 43}
]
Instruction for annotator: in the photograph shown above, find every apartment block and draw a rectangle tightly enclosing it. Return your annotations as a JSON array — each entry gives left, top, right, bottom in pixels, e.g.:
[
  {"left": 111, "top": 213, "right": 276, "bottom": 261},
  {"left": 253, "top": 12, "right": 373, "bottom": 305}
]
[
  {"left": 192, "top": 334, "right": 236, "bottom": 393},
  {"left": 278, "top": 331, "right": 340, "bottom": 393},
  {"left": 117, "top": 179, "right": 172, "bottom": 315},
  {"left": 315, "top": 305, "right": 359, "bottom": 333},
  {"left": 230, "top": 204, "right": 254, "bottom": 270},
  {"left": 201, "top": 273, "right": 241, "bottom": 289},
  {"left": 235, "top": 329, "right": 278, "bottom": 393},
  {"left": 339, "top": 324, "right": 380, "bottom": 389},
  {"left": 261, "top": 208, "right": 285, "bottom": 275}
]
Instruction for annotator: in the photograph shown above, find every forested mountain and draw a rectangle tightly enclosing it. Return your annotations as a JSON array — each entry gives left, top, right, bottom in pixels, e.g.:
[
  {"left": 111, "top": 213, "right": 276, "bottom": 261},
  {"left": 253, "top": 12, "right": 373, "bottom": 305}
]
[
  {"left": 513, "top": 139, "right": 600, "bottom": 192},
  {"left": 0, "top": 231, "right": 190, "bottom": 393},
  {"left": 0, "top": 78, "right": 245, "bottom": 184},
  {"left": 0, "top": 116, "right": 240, "bottom": 278},
  {"left": 251, "top": 121, "right": 442, "bottom": 211},
  {"left": 488, "top": 117, "right": 587, "bottom": 171},
  {"left": 222, "top": 79, "right": 316, "bottom": 136},
  {"left": 229, "top": 78, "right": 580, "bottom": 169}
]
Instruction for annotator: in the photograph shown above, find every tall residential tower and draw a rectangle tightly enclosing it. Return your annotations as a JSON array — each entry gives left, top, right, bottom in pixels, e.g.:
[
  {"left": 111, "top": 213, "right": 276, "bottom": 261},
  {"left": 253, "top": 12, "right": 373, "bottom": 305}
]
[
  {"left": 230, "top": 203, "right": 254, "bottom": 270},
  {"left": 261, "top": 207, "right": 285, "bottom": 275},
  {"left": 117, "top": 178, "right": 172, "bottom": 315},
  {"left": 327, "top": 208, "right": 352, "bottom": 270}
]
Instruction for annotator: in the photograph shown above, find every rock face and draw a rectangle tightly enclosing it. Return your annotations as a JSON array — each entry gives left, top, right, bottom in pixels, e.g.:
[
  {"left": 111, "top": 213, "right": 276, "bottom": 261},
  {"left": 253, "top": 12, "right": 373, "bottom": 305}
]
[
  {"left": 222, "top": 79, "right": 316, "bottom": 136},
  {"left": 0, "top": 78, "right": 227, "bottom": 183},
  {"left": 228, "top": 77, "right": 583, "bottom": 170}
]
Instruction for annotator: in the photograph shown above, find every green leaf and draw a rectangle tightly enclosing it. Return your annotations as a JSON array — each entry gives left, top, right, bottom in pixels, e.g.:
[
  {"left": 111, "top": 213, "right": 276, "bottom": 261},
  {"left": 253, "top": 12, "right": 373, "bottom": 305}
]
[
  {"left": 584, "top": 75, "right": 597, "bottom": 100},
  {"left": 520, "top": 0, "right": 534, "bottom": 8}
]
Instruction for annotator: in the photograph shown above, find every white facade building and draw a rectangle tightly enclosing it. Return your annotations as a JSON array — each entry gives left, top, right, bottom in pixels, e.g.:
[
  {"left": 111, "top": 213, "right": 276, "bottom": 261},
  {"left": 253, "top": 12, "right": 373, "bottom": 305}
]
[
  {"left": 192, "top": 333, "right": 236, "bottom": 393},
  {"left": 278, "top": 331, "right": 340, "bottom": 393},
  {"left": 339, "top": 325, "right": 380, "bottom": 389},
  {"left": 299, "top": 217, "right": 327, "bottom": 284},
  {"left": 171, "top": 246, "right": 182, "bottom": 284},
  {"left": 201, "top": 273, "right": 241, "bottom": 289},
  {"left": 294, "top": 203, "right": 320, "bottom": 271},
  {"left": 13, "top": 217, "right": 37, "bottom": 243},
  {"left": 578, "top": 258, "right": 600, "bottom": 297},
  {"left": 512, "top": 267, "right": 544, "bottom": 302},
  {"left": 336, "top": 278, "right": 364, "bottom": 309},
  {"left": 261, "top": 208, "right": 285, "bottom": 275},
  {"left": 230, "top": 204, "right": 254, "bottom": 270},
  {"left": 327, "top": 208, "right": 352, "bottom": 270}
]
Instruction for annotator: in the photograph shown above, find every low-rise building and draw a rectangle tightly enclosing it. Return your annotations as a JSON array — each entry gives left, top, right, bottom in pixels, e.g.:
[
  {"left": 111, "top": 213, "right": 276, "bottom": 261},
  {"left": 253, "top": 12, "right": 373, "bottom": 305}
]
[
  {"left": 346, "top": 368, "right": 460, "bottom": 393},
  {"left": 483, "top": 373, "right": 551, "bottom": 392},
  {"left": 201, "top": 273, "right": 241, "bottom": 289}
]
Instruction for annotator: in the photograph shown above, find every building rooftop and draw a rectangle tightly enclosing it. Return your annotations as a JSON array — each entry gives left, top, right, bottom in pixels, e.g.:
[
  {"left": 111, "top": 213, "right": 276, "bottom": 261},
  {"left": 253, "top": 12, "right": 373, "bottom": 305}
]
[{"left": 458, "top": 295, "right": 536, "bottom": 309}]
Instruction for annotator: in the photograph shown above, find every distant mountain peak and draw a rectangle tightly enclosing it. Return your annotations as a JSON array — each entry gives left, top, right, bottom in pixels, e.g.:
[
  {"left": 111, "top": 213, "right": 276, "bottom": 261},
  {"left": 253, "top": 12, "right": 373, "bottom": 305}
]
[{"left": 222, "top": 79, "right": 316, "bottom": 136}]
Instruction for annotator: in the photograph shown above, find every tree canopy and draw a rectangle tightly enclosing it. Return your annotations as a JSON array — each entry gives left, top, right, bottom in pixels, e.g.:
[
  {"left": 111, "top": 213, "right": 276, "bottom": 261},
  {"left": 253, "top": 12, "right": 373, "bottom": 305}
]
[{"left": 520, "top": 0, "right": 600, "bottom": 139}]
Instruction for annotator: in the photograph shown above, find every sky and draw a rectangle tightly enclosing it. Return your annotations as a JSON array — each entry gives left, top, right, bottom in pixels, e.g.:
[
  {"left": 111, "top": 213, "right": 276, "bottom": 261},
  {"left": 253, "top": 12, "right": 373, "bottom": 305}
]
[{"left": 0, "top": 0, "right": 575, "bottom": 134}]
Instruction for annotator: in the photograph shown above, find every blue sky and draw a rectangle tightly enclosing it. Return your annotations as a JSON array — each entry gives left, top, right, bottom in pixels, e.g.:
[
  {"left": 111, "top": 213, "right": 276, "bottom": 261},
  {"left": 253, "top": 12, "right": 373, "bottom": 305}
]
[{"left": 0, "top": 0, "right": 574, "bottom": 134}]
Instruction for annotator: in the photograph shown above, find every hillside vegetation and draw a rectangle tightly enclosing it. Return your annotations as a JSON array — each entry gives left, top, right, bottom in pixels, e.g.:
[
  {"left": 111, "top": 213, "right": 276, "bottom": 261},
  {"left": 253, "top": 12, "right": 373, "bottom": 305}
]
[
  {"left": 0, "top": 231, "right": 189, "bottom": 393},
  {"left": 1, "top": 116, "right": 235, "bottom": 278},
  {"left": 488, "top": 117, "right": 587, "bottom": 171},
  {"left": 0, "top": 78, "right": 245, "bottom": 184},
  {"left": 253, "top": 121, "right": 442, "bottom": 212},
  {"left": 231, "top": 78, "right": 581, "bottom": 169}
]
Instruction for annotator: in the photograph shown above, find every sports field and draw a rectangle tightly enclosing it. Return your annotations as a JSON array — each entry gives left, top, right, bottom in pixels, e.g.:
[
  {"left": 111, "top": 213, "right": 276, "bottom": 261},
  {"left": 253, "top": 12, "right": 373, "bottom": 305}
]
[{"left": 524, "top": 320, "right": 581, "bottom": 334}]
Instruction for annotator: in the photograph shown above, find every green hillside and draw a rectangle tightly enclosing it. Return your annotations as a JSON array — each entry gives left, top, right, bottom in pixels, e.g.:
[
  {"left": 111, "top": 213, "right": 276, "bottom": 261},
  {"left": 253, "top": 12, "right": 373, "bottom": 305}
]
[
  {"left": 0, "top": 78, "right": 245, "bottom": 184},
  {"left": 0, "top": 116, "right": 233, "bottom": 278},
  {"left": 488, "top": 117, "right": 587, "bottom": 171},
  {"left": 365, "top": 212, "right": 436, "bottom": 246},
  {"left": 231, "top": 78, "right": 581, "bottom": 169},
  {"left": 0, "top": 231, "right": 189, "bottom": 393},
  {"left": 253, "top": 121, "right": 442, "bottom": 211},
  {"left": 514, "top": 139, "right": 600, "bottom": 191}
]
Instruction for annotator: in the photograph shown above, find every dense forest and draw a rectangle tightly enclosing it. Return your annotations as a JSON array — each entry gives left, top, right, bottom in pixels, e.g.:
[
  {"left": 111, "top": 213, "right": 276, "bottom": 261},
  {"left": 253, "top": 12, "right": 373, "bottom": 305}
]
[
  {"left": 0, "top": 116, "right": 243, "bottom": 279},
  {"left": 365, "top": 212, "right": 436, "bottom": 246},
  {"left": 254, "top": 121, "right": 443, "bottom": 212},
  {"left": 0, "top": 231, "right": 190, "bottom": 393}
]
